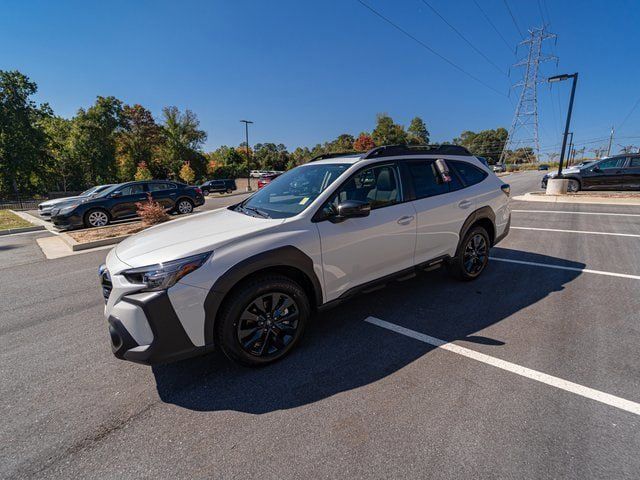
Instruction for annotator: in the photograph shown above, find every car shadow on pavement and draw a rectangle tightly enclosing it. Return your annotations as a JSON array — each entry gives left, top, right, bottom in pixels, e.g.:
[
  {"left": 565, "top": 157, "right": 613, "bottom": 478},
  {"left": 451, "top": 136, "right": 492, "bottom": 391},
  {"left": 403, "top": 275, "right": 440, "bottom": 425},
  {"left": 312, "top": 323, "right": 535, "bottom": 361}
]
[{"left": 152, "top": 247, "right": 584, "bottom": 413}]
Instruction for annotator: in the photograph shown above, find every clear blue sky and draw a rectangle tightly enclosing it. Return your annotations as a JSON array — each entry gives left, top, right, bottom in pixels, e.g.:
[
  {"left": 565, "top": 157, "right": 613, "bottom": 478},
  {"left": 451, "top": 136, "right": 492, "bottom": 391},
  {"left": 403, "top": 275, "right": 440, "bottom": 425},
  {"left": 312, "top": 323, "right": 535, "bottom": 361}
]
[{"left": 2, "top": 0, "right": 639, "bottom": 156}]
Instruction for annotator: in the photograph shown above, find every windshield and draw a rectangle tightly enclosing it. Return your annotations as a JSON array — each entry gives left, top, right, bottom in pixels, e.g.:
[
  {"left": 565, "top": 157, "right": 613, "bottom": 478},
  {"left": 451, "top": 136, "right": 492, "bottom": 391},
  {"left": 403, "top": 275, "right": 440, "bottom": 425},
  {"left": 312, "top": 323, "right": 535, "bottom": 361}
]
[
  {"left": 80, "top": 186, "right": 99, "bottom": 196},
  {"left": 236, "top": 163, "right": 349, "bottom": 219},
  {"left": 95, "top": 183, "right": 124, "bottom": 198}
]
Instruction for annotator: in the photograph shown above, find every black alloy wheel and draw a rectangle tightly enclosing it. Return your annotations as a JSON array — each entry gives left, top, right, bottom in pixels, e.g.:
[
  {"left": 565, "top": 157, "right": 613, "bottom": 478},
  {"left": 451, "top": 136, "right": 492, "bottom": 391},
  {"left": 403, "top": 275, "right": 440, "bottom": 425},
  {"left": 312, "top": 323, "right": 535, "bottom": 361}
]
[
  {"left": 462, "top": 232, "right": 488, "bottom": 276},
  {"left": 237, "top": 292, "right": 299, "bottom": 358}
]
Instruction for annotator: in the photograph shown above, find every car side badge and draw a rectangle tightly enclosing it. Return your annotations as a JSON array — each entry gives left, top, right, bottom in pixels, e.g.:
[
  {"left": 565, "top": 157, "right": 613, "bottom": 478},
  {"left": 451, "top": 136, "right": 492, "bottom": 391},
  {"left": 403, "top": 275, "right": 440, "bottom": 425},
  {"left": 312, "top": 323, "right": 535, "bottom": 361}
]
[{"left": 435, "top": 159, "right": 452, "bottom": 183}]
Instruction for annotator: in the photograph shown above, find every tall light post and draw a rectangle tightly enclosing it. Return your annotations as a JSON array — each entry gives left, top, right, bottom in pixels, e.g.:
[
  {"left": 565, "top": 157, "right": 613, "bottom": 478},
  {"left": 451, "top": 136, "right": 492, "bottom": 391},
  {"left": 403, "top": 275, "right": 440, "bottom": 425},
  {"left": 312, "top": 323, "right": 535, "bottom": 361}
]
[
  {"left": 548, "top": 73, "right": 578, "bottom": 177},
  {"left": 240, "top": 120, "right": 253, "bottom": 192},
  {"left": 565, "top": 131, "right": 573, "bottom": 166}
]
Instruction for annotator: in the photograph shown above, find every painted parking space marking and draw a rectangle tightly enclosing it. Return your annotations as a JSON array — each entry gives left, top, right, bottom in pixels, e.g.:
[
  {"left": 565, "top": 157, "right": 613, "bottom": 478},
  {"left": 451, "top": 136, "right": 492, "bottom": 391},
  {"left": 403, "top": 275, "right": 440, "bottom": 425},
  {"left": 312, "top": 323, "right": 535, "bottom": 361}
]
[
  {"left": 365, "top": 316, "right": 640, "bottom": 416},
  {"left": 512, "top": 209, "right": 640, "bottom": 218},
  {"left": 511, "top": 226, "right": 640, "bottom": 238},
  {"left": 490, "top": 257, "right": 640, "bottom": 280}
]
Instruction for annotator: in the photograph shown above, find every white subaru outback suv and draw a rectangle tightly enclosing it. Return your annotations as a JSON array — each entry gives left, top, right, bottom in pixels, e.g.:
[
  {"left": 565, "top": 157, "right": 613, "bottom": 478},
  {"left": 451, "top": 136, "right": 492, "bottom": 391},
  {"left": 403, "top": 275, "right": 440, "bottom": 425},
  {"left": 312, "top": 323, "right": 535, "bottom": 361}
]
[{"left": 100, "top": 145, "right": 510, "bottom": 366}]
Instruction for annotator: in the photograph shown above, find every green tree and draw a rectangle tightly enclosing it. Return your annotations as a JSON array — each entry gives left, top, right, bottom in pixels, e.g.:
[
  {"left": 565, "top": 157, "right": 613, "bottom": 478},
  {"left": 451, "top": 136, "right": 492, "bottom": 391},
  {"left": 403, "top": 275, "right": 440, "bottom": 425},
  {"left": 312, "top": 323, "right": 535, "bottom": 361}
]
[
  {"left": 0, "top": 70, "right": 51, "bottom": 195},
  {"left": 117, "top": 104, "right": 162, "bottom": 181},
  {"left": 407, "top": 117, "right": 430, "bottom": 144},
  {"left": 453, "top": 128, "right": 508, "bottom": 164},
  {"left": 40, "top": 115, "right": 83, "bottom": 191},
  {"left": 69, "top": 96, "right": 124, "bottom": 186},
  {"left": 372, "top": 113, "right": 407, "bottom": 146},
  {"left": 253, "top": 143, "right": 290, "bottom": 171},
  {"left": 134, "top": 161, "right": 153, "bottom": 181},
  {"left": 179, "top": 162, "right": 195, "bottom": 183},
  {"left": 157, "top": 106, "right": 207, "bottom": 179}
]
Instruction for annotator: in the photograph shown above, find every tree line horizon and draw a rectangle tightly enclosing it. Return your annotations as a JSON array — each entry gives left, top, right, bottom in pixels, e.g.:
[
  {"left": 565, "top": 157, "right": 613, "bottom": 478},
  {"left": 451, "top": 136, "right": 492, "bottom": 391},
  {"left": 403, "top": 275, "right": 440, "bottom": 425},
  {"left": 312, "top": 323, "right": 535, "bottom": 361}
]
[{"left": 1, "top": 70, "right": 533, "bottom": 197}]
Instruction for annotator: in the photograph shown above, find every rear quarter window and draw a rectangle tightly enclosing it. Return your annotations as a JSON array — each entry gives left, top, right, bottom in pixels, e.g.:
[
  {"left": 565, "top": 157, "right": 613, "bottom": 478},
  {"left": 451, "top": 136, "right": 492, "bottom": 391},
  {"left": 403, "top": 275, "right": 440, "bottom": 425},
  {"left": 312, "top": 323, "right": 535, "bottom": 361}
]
[{"left": 448, "top": 161, "right": 488, "bottom": 187}]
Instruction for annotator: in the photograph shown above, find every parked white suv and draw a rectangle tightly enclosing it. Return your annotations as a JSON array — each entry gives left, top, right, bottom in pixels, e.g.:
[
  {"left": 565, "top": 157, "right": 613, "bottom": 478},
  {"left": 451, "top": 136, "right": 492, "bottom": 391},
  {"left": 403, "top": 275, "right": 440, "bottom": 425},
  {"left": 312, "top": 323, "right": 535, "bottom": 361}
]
[{"left": 100, "top": 145, "right": 511, "bottom": 366}]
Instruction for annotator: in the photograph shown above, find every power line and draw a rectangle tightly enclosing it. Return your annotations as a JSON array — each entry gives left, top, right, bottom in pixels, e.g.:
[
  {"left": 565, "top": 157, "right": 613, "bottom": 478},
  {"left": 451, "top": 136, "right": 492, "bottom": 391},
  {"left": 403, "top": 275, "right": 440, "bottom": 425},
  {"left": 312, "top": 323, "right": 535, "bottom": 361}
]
[
  {"left": 618, "top": 96, "right": 640, "bottom": 130},
  {"left": 502, "top": 0, "right": 524, "bottom": 38},
  {"left": 356, "top": 0, "right": 507, "bottom": 97},
  {"left": 418, "top": 0, "right": 508, "bottom": 76},
  {"left": 536, "top": 0, "right": 548, "bottom": 26},
  {"left": 472, "top": 0, "right": 514, "bottom": 54}
]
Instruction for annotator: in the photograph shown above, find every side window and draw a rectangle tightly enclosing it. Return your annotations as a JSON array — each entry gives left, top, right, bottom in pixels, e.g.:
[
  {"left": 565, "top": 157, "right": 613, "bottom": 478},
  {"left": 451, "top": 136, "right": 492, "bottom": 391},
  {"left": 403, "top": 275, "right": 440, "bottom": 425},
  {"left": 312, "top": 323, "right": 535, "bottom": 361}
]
[
  {"left": 629, "top": 157, "right": 640, "bottom": 167},
  {"left": 598, "top": 158, "right": 624, "bottom": 169},
  {"left": 149, "top": 183, "right": 168, "bottom": 192},
  {"left": 331, "top": 165, "right": 401, "bottom": 211},
  {"left": 449, "top": 161, "right": 488, "bottom": 187},
  {"left": 407, "top": 161, "right": 449, "bottom": 199},
  {"left": 120, "top": 184, "right": 145, "bottom": 195}
]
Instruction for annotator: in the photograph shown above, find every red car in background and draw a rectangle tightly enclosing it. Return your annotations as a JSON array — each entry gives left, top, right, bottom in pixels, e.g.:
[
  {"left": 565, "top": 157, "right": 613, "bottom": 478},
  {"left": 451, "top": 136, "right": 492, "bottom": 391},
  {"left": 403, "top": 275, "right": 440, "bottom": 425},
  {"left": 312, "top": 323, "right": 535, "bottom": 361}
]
[{"left": 257, "top": 173, "right": 281, "bottom": 189}]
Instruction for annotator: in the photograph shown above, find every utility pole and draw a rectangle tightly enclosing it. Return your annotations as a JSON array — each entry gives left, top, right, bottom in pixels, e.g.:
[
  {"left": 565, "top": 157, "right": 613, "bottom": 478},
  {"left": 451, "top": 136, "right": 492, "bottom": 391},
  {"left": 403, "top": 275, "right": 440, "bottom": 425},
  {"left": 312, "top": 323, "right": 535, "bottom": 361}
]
[
  {"left": 606, "top": 126, "right": 615, "bottom": 157},
  {"left": 500, "top": 26, "right": 557, "bottom": 164},
  {"left": 565, "top": 131, "right": 573, "bottom": 166},
  {"left": 548, "top": 72, "right": 578, "bottom": 177},
  {"left": 240, "top": 120, "right": 253, "bottom": 192}
]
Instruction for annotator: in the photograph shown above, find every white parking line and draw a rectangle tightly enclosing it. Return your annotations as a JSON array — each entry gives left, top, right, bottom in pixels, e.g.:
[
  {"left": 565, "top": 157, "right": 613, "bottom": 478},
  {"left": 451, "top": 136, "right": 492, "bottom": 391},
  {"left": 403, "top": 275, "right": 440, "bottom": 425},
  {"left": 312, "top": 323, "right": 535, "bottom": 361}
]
[
  {"left": 490, "top": 257, "right": 640, "bottom": 280},
  {"left": 513, "top": 209, "right": 640, "bottom": 218},
  {"left": 511, "top": 226, "right": 640, "bottom": 238},
  {"left": 365, "top": 316, "right": 640, "bottom": 416}
]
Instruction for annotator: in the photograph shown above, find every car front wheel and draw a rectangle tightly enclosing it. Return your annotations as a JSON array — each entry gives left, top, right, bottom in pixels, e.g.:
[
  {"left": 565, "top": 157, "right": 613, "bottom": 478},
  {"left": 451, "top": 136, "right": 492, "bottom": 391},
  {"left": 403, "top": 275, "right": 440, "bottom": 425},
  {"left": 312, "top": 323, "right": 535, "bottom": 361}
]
[
  {"left": 567, "top": 179, "right": 580, "bottom": 192},
  {"left": 449, "top": 226, "right": 490, "bottom": 281},
  {"left": 84, "top": 209, "right": 110, "bottom": 228},
  {"left": 176, "top": 199, "right": 194, "bottom": 214},
  {"left": 216, "top": 275, "right": 310, "bottom": 366}
]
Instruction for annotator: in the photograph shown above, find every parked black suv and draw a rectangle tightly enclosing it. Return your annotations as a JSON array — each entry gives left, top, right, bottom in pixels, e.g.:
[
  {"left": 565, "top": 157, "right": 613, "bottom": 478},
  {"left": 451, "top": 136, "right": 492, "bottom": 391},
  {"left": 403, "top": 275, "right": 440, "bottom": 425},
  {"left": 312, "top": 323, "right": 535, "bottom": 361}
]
[
  {"left": 200, "top": 179, "right": 236, "bottom": 195},
  {"left": 50, "top": 181, "right": 205, "bottom": 229},
  {"left": 541, "top": 154, "right": 640, "bottom": 191}
]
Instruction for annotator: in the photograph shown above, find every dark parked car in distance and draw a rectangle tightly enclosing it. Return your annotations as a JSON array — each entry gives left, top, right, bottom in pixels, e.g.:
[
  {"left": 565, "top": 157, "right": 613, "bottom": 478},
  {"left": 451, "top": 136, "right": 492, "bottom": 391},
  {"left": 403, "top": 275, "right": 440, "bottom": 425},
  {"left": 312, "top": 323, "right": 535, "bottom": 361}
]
[
  {"left": 538, "top": 164, "right": 549, "bottom": 170},
  {"left": 50, "top": 180, "right": 205, "bottom": 229},
  {"left": 200, "top": 179, "right": 237, "bottom": 196},
  {"left": 541, "top": 154, "right": 640, "bottom": 191}
]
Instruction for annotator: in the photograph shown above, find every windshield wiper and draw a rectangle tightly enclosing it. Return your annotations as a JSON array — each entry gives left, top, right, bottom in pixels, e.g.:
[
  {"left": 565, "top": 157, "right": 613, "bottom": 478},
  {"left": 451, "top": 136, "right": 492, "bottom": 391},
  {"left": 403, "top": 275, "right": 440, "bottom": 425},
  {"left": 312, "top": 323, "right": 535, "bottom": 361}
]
[{"left": 243, "top": 206, "right": 271, "bottom": 218}]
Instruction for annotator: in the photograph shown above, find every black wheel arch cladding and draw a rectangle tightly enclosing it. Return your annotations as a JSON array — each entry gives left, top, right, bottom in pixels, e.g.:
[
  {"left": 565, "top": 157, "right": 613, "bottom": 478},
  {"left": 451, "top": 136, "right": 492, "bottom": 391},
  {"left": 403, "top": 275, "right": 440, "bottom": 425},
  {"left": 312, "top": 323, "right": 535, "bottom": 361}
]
[
  {"left": 203, "top": 245, "right": 323, "bottom": 345},
  {"left": 456, "top": 206, "right": 496, "bottom": 257}
]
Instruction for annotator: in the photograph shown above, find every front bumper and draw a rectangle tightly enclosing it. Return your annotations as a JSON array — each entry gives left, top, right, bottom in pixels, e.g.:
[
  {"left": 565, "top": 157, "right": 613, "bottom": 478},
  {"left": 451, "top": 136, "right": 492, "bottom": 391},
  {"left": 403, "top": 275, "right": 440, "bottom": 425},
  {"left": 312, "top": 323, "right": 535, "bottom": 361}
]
[
  {"left": 51, "top": 212, "right": 84, "bottom": 229},
  {"left": 194, "top": 194, "right": 205, "bottom": 206},
  {"left": 106, "top": 290, "right": 213, "bottom": 365}
]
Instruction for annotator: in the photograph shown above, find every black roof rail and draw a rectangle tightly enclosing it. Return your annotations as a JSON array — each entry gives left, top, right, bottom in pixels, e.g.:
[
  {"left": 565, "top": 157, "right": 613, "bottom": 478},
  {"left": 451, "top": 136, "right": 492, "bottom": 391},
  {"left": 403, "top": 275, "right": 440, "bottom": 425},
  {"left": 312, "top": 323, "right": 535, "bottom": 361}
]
[
  {"left": 308, "top": 151, "right": 361, "bottom": 162},
  {"left": 363, "top": 144, "right": 472, "bottom": 159}
]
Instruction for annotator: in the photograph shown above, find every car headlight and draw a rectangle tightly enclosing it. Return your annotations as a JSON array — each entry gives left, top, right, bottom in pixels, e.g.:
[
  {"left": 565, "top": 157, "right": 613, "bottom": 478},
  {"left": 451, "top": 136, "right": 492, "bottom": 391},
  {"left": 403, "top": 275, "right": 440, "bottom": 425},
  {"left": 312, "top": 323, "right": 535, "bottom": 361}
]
[
  {"left": 121, "top": 252, "right": 211, "bottom": 292},
  {"left": 58, "top": 203, "right": 79, "bottom": 214}
]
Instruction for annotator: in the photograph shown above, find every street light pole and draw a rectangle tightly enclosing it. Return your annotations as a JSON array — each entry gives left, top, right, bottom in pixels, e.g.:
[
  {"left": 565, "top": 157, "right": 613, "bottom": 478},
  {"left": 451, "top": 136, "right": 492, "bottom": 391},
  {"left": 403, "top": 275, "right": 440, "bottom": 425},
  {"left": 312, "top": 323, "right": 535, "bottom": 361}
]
[
  {"left": 565, "top": 131, "right": 573, "bottom": 166},
  {"left": 548, "top": 73, "right": 578, "bottom": 178},
  {"left": 240, "top": 120, "right": 253, "bottom": 192}
]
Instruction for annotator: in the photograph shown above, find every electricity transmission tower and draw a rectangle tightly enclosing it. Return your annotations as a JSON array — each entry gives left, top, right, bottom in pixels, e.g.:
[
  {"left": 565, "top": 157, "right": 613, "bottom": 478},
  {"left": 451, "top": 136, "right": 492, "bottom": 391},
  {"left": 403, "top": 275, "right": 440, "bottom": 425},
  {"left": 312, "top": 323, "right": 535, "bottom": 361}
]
[{"left": 500, "top": 27, "right": 557, "bottom": 163}]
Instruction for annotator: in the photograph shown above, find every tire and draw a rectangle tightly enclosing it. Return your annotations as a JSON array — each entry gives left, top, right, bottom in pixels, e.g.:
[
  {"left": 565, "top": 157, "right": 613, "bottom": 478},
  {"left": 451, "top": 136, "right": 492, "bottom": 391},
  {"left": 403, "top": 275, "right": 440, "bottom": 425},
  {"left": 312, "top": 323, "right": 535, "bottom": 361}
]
[
  {"left": 203, "top": 189, "right": 210, "bottom": 197},
  {"left": 175, "top": 198, "right": 194, "bottom": 214},
  {"left": 84, "top": 209, "right": 110, "bottom": 228},
  {"left": 448, "top": 226, "right": 490, "bottom": 281},
  {"left": 226, "top": 189, "right": 233, "bottom": 194},
  {"left": 215, "top": 275, "right": 310, "bottom": 367},
  {"left": 567, "top": 179, "right": 580, "bottom": 193}
]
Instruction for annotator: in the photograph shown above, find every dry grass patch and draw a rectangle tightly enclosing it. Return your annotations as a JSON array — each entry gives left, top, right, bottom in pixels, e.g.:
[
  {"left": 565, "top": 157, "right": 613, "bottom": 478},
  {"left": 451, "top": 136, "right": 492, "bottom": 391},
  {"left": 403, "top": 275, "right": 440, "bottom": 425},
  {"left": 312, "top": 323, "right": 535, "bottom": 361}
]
[
  {"left": 67, "top": 222, "right": 146, "bottom": 243},
  {"left": 0, "top": 210, "right": 33, "bottom": 231}
]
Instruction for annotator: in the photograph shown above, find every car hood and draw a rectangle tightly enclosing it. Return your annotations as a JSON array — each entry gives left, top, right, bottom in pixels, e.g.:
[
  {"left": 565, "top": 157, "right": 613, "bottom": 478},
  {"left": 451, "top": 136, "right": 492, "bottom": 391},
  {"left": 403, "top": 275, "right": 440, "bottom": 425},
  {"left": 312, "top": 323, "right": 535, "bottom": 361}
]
[
  {"left": 113, "top": 207, "right": 285, "bottom": 268},
  {"left": 39, "top": 195, "right": 83, "bottom": 208},
  {"left": 546, "top": 167, "right": 581, "bottom": 178}
]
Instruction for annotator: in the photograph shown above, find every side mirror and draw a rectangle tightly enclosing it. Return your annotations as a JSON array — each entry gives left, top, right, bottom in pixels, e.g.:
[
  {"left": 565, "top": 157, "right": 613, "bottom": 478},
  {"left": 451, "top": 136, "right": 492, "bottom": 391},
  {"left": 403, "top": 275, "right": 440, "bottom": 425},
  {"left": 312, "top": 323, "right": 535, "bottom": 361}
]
[
  {"left": 331, "top": 200, "right": 371, "bottom": 223},
  {"left": 110, "top": 190, "right": 122, "bottom": 198},
  {"left": 592, "top": 166, "right": 602, "bottom": 173}
]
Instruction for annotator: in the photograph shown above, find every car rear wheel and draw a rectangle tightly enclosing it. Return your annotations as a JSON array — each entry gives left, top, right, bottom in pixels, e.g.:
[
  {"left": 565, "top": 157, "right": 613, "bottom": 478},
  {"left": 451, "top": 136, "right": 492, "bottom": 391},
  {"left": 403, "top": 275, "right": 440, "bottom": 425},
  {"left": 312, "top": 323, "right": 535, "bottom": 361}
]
[
  {"left": 202, "top": 189, "right": 210, "bottom": 197},
  {"left": 84, "top": 209, "right": 110, "bottom": 228},
  {"left": 567, "top": 179, "right": 580, "bottom": 192},
  {"left": 448, "top": 226, "right": 490, "bottom": 281},
  {"left": 176, "top": 199, "right": 194, "bottom": 214},
  {"left": 216, "top": 275, "right": 310, "bottom": 366},
  {"left": 226, "top": 188, "right": 233, "bottom": 194}
]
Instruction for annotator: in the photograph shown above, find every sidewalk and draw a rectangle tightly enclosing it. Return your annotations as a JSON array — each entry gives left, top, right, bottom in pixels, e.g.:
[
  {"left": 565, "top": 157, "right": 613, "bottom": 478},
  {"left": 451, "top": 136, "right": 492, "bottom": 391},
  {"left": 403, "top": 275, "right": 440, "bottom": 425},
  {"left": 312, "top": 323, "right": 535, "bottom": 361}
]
[{"left": 514, "top": 191, "right": 640, "bottom": 206}]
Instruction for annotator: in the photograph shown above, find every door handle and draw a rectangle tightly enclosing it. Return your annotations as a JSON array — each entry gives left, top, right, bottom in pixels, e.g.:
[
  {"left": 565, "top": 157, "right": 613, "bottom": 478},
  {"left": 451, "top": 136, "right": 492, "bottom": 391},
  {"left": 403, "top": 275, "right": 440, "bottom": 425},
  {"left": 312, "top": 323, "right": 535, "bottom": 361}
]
[
  {"left": 169, "top": 193, "right": 176, "bottom": 196},
  {"left": 397, "top": 215, "right": 414, "bottom": 225},
  {"left": 458, "top": 200, "right": 472, "bottom": 209}
]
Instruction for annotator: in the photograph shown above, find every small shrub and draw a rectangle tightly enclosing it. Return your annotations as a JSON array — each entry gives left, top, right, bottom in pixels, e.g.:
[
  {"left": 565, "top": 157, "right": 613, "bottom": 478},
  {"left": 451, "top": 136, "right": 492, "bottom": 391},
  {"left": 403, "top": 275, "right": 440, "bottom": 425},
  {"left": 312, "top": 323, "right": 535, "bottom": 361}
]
[{"left": 136, "top": 193, "right": 170, "bottom": 226}]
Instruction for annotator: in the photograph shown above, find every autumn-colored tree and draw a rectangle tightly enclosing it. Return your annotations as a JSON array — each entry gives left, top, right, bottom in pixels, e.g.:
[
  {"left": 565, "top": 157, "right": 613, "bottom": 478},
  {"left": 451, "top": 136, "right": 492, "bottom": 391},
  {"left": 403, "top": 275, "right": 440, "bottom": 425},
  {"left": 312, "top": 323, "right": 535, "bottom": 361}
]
[
  {"left": 116, "top": 104, "right": 162, "bottom": 181},
  {"left": 353, "top": 133, "right": 376, "bottom": 151},
  {"left": 134, "top": 161, "right": 153, "bottom": 181},
  {"left": 179, "top": 162, "right": 195, "bottom": 183}
]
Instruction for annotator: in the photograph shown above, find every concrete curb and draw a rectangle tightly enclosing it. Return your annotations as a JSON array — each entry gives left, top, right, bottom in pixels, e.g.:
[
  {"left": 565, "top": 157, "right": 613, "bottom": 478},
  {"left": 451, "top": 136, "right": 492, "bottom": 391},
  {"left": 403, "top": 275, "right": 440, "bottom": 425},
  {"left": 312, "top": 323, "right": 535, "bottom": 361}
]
[
  {"left": 0, "top": 225, "right": 45, "bottom": 236},
  {"left": 514, "top": 192, "right": 640, "bottom": 206},
  {"left": 10, "top": 209, "right": 60, "bottom": 234},
  {"left": 59, "top": 232, "right": 133, "bottom": 251}
]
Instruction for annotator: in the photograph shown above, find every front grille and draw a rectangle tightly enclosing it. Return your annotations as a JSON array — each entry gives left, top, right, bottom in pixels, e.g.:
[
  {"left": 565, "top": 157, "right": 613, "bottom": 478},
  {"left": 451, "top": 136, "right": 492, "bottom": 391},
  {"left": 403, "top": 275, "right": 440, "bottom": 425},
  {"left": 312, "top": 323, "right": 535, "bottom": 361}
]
[{"left": 100, "top": 269, "right": 112, "bottom": 302}]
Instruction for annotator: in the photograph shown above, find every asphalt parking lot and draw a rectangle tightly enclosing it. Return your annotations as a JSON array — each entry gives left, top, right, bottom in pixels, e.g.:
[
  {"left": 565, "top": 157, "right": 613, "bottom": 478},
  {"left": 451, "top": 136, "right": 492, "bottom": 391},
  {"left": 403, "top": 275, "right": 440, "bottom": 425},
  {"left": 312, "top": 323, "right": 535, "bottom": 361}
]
[{"left": 2, "top": 170, "right": 639, "bottom": 479}]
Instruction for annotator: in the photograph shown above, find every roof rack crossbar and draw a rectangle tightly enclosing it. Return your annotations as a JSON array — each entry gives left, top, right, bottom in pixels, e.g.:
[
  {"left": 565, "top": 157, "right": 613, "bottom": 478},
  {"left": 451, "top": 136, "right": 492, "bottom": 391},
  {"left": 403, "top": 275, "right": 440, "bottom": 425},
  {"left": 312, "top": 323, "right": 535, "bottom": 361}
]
[
  {"left": 362, "top": 144, "right": 471, "bottom": 159},
  {"left": 308, "top": 151, "right": 361, "bottom": 162}
]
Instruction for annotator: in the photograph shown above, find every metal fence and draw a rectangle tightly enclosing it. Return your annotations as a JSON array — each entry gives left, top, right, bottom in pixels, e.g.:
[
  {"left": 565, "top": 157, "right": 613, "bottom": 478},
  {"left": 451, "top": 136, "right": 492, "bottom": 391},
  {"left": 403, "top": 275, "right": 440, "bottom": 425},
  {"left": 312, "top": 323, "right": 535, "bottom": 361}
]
[{"left": 0, "top": 191, "right": 82, "bottom": 211}]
